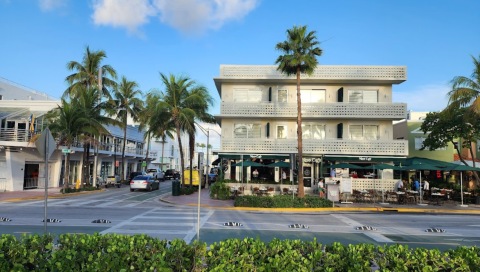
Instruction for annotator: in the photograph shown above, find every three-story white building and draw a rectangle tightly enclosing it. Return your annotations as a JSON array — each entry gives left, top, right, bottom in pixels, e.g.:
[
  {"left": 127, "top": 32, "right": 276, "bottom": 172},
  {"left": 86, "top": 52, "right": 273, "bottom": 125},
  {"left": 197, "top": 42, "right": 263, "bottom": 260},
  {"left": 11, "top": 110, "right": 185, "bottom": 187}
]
[{"left": 213, "top": 65, "right": 408, "bottom": 190}]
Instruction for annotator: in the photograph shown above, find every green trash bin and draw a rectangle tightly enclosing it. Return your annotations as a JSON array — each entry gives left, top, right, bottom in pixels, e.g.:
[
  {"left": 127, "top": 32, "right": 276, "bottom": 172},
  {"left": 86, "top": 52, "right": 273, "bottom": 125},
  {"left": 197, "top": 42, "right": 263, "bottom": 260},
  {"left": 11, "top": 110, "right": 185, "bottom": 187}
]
[{"left": 172, "top": 181, "right": 180, "bottom": 196}]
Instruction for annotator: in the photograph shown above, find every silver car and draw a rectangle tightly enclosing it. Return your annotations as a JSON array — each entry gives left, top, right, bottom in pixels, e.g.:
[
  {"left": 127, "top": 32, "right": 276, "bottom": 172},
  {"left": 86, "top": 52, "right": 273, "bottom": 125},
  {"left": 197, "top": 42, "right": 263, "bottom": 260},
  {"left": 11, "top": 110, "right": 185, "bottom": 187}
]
[{"left": 130, "top": 175, "right": 159, "bottom": 192}]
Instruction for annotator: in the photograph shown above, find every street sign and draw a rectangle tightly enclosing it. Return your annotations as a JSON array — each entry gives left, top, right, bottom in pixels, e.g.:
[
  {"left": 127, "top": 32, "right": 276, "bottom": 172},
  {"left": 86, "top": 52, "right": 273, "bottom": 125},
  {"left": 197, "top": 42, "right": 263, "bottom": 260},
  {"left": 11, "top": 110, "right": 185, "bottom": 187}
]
[
  {"left": 62, "top": 149, "right": 74, "bottom": 154},
  {"left": 35, "top": 128, "right": 56, "bottom": 161},
  {"left": 142, "top": 162, "right": 146, "bottom": 167}
]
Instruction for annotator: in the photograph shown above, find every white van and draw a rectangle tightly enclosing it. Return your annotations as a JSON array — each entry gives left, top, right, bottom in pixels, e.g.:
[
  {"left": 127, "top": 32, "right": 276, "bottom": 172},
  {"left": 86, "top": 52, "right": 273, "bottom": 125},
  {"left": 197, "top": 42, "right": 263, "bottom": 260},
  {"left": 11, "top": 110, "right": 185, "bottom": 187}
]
[{"left": 146, "top": 168, "right": 165, "bottom": 181}]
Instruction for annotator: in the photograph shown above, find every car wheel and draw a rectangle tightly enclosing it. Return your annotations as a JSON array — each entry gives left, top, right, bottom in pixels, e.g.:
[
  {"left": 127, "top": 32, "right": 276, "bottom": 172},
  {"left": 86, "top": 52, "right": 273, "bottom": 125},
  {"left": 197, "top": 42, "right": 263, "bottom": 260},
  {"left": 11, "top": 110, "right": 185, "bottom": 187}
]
[
  {"left": 157, "top": 183, "right": 160, "bottom": 190},
  {"left": 148, "top": 185, "right": 152, "bottom": 192},
  {"left": 130, "top": 189, "right": 134, "bottom": 192}
]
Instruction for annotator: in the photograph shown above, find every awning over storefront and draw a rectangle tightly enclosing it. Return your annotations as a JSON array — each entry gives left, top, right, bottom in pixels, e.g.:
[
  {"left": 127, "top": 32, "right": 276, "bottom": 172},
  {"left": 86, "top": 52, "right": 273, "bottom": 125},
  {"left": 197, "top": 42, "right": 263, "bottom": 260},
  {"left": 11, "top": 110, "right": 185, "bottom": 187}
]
[
  {"left": 217, "top": 153, "right": 289, "bottom": 160},
  {"left": 324, "top": 156, "right": 405, "bottom": 162}
]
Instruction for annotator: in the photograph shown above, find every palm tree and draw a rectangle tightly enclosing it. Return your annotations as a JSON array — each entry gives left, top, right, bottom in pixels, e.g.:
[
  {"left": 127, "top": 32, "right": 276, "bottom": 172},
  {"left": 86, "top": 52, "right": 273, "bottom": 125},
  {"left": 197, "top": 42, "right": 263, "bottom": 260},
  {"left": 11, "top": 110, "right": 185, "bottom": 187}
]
[
  {"left": 47, "top": 99, "right": 94, "bottom": 189},
  {"left": 155, "top": 73, "right": 214, "bottom": 189},
  {"left": 275, "top": 25, "right": 323, "bottom": 197},
  {"left": 112, "top": 77, "right": 144, "bottom": 181},
  {"left": 64, "top": 46, "right": 117, "bottom": 99},
  {"left": 446, "top": 54, "right": 480, "bottom": 171},
  {"left": 75, "top": 87, "right": 119, "bottom": 185}
]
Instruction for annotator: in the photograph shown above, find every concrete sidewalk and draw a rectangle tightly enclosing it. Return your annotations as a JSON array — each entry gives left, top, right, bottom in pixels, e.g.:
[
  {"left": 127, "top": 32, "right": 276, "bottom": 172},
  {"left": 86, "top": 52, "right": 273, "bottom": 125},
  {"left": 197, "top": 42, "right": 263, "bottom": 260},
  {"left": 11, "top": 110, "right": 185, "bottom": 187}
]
[
  {"left": 161, "top": 189, "right": 480, "bottom": 214},
  {"left": 0, "top": 187, "right": 104, "bottom": 201}
]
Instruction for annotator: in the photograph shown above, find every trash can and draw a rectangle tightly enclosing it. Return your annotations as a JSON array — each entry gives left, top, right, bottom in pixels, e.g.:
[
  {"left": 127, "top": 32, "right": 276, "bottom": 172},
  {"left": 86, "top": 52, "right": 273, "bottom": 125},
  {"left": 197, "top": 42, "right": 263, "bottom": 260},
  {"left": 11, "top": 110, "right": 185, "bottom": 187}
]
[{"left": 172, "top": 181, "right": 180, "bottom": 196}]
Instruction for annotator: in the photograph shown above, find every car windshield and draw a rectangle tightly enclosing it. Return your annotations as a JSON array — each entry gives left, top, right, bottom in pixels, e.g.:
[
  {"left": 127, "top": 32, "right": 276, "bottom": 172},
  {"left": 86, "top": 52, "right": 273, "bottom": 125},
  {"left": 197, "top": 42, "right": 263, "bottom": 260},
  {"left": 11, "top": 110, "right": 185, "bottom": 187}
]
[{"left": 133, "top": 176, "right": 149, "bottom": 180}]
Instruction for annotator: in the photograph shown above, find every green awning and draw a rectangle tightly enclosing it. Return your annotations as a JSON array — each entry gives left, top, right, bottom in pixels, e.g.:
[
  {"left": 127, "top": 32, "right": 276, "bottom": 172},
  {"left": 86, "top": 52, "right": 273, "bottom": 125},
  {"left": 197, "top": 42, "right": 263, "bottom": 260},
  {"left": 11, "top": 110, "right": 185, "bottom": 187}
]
[
  {"left": 324, "top": 156, "right": 405, "bottom": 162},
  {"left": 218, "top": 154, "right": 289, "bottom": 159}
]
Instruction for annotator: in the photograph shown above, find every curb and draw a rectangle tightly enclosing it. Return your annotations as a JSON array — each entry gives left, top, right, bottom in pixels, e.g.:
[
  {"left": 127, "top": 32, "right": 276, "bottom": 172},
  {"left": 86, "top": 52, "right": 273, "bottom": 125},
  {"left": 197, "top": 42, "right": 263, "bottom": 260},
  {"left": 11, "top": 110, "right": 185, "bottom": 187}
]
[
  {"left": 159, "top": 196, "right": 480, "bottom": 214},
  {"left": 2, "top": 189, "right": 105, "bottom": 202}
]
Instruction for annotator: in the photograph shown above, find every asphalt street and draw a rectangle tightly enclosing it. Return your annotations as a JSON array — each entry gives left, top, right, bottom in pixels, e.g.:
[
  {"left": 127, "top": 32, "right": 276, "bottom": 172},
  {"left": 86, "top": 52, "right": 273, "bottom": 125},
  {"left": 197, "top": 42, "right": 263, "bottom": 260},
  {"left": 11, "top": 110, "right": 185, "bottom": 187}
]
[{"left": 1, "top": 180, "right": 479, "bottom": 250}]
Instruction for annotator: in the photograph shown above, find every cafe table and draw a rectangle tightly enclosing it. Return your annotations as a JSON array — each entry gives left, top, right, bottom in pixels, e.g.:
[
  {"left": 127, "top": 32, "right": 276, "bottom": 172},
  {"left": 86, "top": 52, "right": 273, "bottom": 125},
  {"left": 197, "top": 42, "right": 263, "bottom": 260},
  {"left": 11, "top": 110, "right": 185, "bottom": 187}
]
[{"left": 431, "top": 193, "right": 444, "bottom": 206}]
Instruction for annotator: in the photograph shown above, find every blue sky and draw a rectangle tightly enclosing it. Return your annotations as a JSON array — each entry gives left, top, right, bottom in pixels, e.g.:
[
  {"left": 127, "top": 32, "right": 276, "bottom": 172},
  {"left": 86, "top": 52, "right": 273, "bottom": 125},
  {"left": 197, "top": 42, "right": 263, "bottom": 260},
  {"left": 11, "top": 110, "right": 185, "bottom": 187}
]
[{"left": 1, "top": 0, "right": 480, "bottom": 146}]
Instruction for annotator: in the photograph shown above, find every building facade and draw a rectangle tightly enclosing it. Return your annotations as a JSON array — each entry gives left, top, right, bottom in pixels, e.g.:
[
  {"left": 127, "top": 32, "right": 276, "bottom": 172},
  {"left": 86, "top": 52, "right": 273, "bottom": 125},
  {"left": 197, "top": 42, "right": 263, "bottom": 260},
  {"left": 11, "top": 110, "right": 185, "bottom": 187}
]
[
  {"left": 214, "top": 65, "right": 408, "bottom": 191},
  {"left": 0, "top": 77, "right": 170, "bottom": 191}
]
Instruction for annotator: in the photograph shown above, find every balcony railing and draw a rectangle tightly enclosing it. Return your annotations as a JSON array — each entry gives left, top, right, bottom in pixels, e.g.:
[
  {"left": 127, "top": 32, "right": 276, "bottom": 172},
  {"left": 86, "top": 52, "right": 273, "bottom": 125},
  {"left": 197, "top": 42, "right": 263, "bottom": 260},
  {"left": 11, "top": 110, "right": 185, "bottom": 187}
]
[
  {"left": 220, "top": 102, "right": 407, "bottom": 119},
  {"left": 221, "top": 138, "right": 408, "bottom": 156},
  {"left": 0, "top": 128, "right": 37, "bottom": 142},
  {"left": 219, "top": 65, "right": 407, "bottom": 81}
]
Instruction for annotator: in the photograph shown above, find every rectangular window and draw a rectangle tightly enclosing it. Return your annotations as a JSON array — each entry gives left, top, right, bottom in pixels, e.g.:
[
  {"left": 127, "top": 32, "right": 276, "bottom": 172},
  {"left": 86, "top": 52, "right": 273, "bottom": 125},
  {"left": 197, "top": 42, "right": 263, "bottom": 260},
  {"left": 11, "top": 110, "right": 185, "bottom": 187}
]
[
  {"left": 348, "top": 90, "right": 378, "bottom": 103},
  {"left": 349, "top": 125, "right": 378, "bottom": 140},
  {"left": 300, "top": 89, "right": 326, "bottom": 103},
  {"left": 0, "top": 95, "right": 3, "bottom": 100},
  {"left": 277, "top": 89, "right": 288, "bottom": 102},
  {"left": 277, "top": 125, "right": 287, "bottom": 139},
  {"left": 171, "top": 144, "right": 174, "bottom": 156},
  {"left": 234, "top": 124, "right": 261, "bottom": 138},
  {"left": 233, "top": 89, "right": 262, "bottom": 102},
  {"left": 302, "top": 124, "right": 325, "bottom": 139},
  {"left": 415, "top": 136, "right": 446, "bottom": 150}
]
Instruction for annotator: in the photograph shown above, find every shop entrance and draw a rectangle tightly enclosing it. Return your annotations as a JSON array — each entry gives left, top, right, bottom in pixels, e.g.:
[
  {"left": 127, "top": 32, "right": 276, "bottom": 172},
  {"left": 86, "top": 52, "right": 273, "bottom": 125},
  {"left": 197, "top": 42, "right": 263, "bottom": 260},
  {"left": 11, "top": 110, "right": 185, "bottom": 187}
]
[{"left": 24, "top": 163, "right": 39, "bottom": 189}]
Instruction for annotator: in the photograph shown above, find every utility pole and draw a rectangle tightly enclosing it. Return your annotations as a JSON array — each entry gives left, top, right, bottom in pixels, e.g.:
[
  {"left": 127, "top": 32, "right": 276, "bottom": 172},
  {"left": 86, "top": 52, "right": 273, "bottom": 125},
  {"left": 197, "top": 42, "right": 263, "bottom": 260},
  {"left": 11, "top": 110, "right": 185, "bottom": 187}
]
[{"left": 93, "top": 67, "right": 102, "bottom": 186}]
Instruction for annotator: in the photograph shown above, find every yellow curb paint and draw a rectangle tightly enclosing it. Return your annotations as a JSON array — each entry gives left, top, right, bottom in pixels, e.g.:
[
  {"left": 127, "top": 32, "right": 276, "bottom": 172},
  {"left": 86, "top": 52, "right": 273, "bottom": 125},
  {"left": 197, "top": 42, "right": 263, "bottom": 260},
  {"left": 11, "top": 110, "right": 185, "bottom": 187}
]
[{"left": 3, "top": 189, "right": 105, "bottom": 202}]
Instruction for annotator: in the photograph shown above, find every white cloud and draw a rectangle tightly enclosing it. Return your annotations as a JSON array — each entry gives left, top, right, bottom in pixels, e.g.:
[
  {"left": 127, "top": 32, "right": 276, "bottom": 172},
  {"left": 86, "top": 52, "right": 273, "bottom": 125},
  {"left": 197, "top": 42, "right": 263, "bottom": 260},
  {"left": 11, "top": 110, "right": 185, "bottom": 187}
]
[
  {"left": 90, "top": 0, "right": 259, "bottom": 35},
  {"left": 91, "top": 0, "right": 157, "bottom": 35},
  {"left": 393, "top": 83, "right": 451, "bottom": 112},
  {"left": 38, "top": 0, "right": 66, "bottom": 11}
]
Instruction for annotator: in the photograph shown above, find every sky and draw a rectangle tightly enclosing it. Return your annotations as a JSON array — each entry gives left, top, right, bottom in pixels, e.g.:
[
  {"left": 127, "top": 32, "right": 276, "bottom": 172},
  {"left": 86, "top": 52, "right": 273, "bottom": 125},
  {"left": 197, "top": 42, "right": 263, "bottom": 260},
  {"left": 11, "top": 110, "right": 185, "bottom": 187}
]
[{"left": 1, "top": 0, "right": 480, "bottom": 148}]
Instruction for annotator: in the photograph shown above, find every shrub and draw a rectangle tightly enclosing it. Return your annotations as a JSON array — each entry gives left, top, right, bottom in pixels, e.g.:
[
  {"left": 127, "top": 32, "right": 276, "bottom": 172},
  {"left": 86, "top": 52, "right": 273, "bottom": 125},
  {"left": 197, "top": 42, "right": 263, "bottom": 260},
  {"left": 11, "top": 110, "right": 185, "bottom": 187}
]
[
  {"left": 234, "top": 195, "right": 333, "bottom": 208},
  {"left": 180, "top": 187, "right": 197, "bottom": 195},
  {"left": 60, "top": 186, "right": 101, "bottom": 194},
  {"left": 209, "top": 180, "right": 231, "bottom": 200}
]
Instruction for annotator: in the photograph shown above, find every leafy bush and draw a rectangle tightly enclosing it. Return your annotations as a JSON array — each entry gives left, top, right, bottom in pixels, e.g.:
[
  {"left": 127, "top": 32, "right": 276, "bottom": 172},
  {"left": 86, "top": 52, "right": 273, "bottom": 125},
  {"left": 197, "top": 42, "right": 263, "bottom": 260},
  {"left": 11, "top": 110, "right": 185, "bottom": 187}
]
[
  {"left": 60, "top": 186, "right": 101, "bottom": 194},
  {"left": 234, "top": 195, "right": 333, "bottom": 208},
  {"left": 180, "top": 187, "right": 197, "bottom": 195},
  {"left": 209, "top": 180, "right": 231, "bottom": 200},
  {"left": 1, "top": 234, "right": 480, "bottom": 271}
]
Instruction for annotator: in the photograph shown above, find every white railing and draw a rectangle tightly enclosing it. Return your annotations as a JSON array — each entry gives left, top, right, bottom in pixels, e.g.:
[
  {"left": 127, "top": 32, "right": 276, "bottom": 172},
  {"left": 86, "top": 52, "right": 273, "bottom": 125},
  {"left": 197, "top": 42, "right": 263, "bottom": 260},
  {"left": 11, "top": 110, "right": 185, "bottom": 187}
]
[
  {"left": 220, "top": 102, "right": 407, "bottom": 119},
  {"left": 327, "top": 178, "right": 398, "bottom": 192},
  {"left": 0, "top": 128, "right": 37, "bottom": 142},
  {"left": 221, "top": 138, "right": 408, "bottom": 156},
  {"left": 220, "top": 65, "right": 407, "bottom": 81}
]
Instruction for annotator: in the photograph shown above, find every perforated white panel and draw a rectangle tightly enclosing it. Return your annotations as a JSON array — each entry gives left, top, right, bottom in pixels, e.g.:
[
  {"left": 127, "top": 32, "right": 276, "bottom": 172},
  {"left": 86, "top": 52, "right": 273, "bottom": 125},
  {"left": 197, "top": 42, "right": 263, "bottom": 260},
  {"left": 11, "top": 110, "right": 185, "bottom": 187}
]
[
  {"left": 220, "top": 65, "right": 407, "bottom": 80},
  {"left": 220, "top": 102, "right": 407, "bottom": 119},
  {"left": 220, "top": 139, "right": 408, "bottom": 156}
]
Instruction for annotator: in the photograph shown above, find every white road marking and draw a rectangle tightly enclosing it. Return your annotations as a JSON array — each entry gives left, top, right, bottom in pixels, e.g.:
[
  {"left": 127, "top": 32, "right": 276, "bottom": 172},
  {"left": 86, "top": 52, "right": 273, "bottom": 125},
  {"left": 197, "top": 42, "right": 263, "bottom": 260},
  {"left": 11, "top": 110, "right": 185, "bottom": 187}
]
[
  {"left": 330, "top": 214, "right": 394, "bottom": 243},
  {"left": 184, "top": 210, "right": 215, "bottom": 244}
]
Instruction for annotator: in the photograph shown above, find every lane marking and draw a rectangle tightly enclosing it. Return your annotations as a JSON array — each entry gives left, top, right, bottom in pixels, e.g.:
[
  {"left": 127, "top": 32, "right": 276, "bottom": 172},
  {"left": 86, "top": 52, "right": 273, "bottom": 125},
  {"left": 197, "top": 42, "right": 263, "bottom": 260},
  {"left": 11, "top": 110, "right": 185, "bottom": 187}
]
[
  {"left": 100, "top": 208, "right": 158, "bottom": 235},
  {"left": 184, "top": 210, "right": 214, "bottom": 244},
  {"left": 331, "top": 214, "right": 394, "bottom": 243}
]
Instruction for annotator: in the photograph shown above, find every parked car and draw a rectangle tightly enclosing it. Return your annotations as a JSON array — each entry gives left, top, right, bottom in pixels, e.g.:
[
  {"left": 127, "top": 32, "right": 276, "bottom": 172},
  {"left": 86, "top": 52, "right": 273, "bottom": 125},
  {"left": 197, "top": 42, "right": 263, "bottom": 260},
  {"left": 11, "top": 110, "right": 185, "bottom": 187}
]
[
  {"left": 128, "top": 171, "right": 146, "bottom": 182},
  {"left": 146, "top": 168, "right": 165, "bottom": 181},
  {"left": 99, "top": 175, "right": 121, "bottom": 188},
  {"left": 164, "top": 169, "right": 180, "bottom": 180},
  {"left": 183, "top": 170, "right": 206, "bottom": 187},
  {"left": 130, "top": 175, "right": 159, "bottom": 192}
]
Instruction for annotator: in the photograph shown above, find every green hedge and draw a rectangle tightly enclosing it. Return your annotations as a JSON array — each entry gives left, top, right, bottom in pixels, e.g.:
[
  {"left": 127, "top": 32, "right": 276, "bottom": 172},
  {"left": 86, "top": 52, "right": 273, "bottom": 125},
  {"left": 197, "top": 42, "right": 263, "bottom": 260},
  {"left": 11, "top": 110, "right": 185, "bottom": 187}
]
[
  {"left": 180, "top": 187, "right": 197, "bottom": 195},
  {"left": 234, "top": 195, "right": 333, "bottom": 208},
  {"left": 1, "top": 234, "right": 479, "bottom": 271},
  {"left": 60, "top": 186, "right": 101, "bottom": 194}
]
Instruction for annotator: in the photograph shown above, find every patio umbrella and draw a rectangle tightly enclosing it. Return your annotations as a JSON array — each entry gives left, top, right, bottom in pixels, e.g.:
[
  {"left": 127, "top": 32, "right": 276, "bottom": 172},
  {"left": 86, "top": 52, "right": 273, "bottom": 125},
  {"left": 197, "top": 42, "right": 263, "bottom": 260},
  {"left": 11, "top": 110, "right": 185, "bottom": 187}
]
[
  {"left": 325, "top": 163, "right": 364, "bottom": 169},
  {"left": 443, "top": 164, "right": 478, "bottom": 207},
  {"left": 266, "top": 161, "right": 290, "bottom": 168},
  {"left": 401, "top": 163, "right": 444, "bottom": 205}
]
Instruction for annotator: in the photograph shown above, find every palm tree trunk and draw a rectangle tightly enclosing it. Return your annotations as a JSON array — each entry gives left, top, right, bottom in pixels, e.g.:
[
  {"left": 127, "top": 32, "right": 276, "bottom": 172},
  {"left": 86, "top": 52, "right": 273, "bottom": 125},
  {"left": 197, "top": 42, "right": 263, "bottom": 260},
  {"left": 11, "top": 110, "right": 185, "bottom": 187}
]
[
  {"left": 161, "top": 137, "right": 165, "bottom": 172},
  {"left": 121, "top": 115, "right": 127, "bottom": 181},
  {"left": 175, "top": 119, "right": 186, "bottom": 189},
  {"left": 189, "top": 132, "right": 195, "bottom": 188},
  {"left": 468, "top": 145, "right": 480, "bottom": 184},
  {"left": 144, "top": 133, "right": 150, "bottom": 172},
  {"left": 113, "top": 138, "right": 117, "bottom": 175},
  {"left": 296, "top": 67, "right": 304, "bottom": 197},
  {"left": 64, "top": 146, "right": 71, "bottom": 190}
]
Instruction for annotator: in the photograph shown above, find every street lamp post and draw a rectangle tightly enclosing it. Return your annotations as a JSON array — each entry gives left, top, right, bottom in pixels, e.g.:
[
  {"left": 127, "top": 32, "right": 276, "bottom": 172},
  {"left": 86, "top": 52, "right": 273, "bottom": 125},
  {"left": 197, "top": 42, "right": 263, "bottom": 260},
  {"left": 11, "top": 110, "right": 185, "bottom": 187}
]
[{"left": 195, "top": 123, "right": 221, "bottom": 189}]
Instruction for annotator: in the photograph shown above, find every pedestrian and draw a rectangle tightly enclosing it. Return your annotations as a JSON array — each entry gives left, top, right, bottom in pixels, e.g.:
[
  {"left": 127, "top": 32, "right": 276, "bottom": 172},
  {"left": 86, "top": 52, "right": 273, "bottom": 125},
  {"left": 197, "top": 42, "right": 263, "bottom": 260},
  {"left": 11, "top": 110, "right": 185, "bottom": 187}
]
[
  {"left": 330, "top": 168, "right": 336, "bottom": 178},
  {"left": 282, "top": 170, "right": 286, "bottom": 182},
  {"left": 413, "top": 178, "right": 420, "bottom": 192},
  {"left": 396, "top": 179, "right": 404, "bottom": 191},
  {"left": 253, "top": 169, "right": 259, "bottom": 180},
  {"left": 318, "top": 178, "right": 325, "bottom": 198},
  {"left": 423, "top": 179, "right": 430, "bottom": 199}
]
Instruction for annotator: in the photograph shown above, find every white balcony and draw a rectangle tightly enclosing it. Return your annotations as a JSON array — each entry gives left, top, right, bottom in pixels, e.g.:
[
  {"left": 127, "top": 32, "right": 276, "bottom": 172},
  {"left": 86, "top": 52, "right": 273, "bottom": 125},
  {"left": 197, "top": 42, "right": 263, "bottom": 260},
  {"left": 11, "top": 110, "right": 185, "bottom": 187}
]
[
  {"left": 219, "top": 102, "right": 407, "bottom": 120},
  {"left": 217, "top": 65, "right": 407, "bottom": 83},
  {"left": 220, "top": 138, "right": 408, "bottom": 156}
]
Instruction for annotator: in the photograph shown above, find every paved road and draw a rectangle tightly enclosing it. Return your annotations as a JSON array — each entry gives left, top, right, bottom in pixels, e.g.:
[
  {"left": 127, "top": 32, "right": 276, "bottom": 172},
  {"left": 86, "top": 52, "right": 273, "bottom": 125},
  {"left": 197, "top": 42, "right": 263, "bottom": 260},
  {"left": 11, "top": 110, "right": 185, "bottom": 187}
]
[{"left": 1, "top": 180, "right": 479, "bottom": 250}]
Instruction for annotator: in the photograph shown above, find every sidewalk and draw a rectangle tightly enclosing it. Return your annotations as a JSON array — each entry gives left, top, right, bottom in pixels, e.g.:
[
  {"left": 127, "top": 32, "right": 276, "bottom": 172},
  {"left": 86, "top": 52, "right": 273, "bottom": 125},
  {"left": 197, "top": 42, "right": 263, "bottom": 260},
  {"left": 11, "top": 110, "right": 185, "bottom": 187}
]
[
  {"left": 161, "top": 189, "right": 480, "bottom": 214},
  {"left": 0, "top": 187, "right": 103, "bottom": 201}
]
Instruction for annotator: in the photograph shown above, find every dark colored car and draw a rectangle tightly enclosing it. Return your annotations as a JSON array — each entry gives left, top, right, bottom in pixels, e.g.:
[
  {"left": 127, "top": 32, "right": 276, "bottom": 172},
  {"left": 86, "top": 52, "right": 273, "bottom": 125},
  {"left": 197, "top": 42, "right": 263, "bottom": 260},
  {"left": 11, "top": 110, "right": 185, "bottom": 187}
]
[
  {"left": 208, "top": 167, "right": 219, "bottom": 185},
  {"left": 164, "top": 169, "right": 180, "bottom": 180},
  {"left": 128, "top": 171, "right": 146, "bottom": 182}
]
